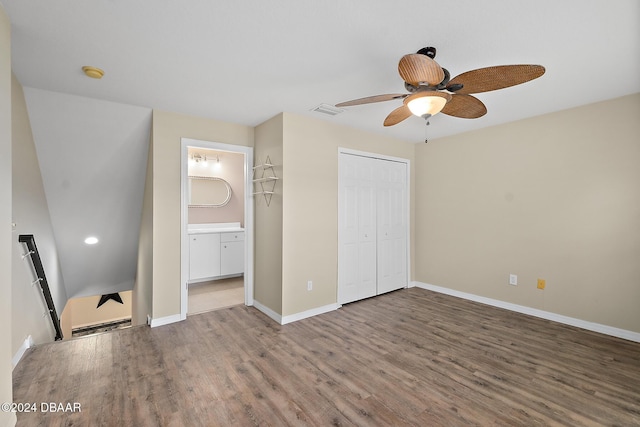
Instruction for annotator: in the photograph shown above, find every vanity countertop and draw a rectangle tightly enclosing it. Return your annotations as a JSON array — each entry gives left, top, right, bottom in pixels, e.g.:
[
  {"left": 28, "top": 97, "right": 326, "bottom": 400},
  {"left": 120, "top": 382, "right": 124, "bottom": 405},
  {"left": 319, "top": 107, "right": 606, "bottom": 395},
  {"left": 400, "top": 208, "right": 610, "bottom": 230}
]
[{"left": 188, "top": 222, "right": 244, "bottom": 234}]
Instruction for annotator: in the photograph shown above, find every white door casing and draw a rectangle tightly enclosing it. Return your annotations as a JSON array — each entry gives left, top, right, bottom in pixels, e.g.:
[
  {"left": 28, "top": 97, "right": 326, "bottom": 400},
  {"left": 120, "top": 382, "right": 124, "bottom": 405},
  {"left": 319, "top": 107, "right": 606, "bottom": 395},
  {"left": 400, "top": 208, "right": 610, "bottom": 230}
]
[{"left": 180, "top": 138, "right": 254, "bottom": 321}]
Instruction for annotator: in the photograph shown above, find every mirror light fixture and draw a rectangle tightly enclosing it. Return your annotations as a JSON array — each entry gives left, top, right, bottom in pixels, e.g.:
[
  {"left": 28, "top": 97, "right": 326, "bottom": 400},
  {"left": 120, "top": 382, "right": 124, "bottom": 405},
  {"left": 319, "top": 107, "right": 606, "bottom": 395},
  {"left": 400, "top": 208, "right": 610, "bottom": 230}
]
[
  {"left": 191, "top": 153, "right": 207, "bottom": 163},
  {"left": 406, "top": 91, "right": 452, "bottom": 119},
  {"left": 190, "top": 153, "right": 221, "bottom": 164}
]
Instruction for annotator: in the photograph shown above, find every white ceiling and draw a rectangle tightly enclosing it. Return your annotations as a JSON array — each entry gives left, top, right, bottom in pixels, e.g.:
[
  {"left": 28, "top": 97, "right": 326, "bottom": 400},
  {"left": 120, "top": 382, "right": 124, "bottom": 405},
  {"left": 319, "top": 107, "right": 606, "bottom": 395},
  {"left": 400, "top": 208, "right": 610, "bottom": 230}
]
[
  {"left": 3, "top": 0, "right": 639, "bottom": 300},
  {"left": 6, "top": 0, "right": 639, "bottom": 142}
]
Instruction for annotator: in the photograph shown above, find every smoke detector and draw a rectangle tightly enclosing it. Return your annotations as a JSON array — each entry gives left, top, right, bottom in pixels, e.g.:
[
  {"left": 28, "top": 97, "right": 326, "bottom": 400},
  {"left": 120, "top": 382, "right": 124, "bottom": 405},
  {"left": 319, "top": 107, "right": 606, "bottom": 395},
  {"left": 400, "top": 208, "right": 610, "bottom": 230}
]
[{"left": 82, "top": 66, "right": 104, "bottom": 79}]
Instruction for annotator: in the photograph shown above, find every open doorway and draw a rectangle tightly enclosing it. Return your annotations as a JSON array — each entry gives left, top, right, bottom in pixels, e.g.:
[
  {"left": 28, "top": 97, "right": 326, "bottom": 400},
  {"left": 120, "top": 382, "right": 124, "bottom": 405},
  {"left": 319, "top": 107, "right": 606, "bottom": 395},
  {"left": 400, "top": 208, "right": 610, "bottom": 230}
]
[
  {"left": 180, "top": 138, "right": 254, "bottom": 319},
  {"left": 61, "top": 291, "right": 132, "bottom": 339}
]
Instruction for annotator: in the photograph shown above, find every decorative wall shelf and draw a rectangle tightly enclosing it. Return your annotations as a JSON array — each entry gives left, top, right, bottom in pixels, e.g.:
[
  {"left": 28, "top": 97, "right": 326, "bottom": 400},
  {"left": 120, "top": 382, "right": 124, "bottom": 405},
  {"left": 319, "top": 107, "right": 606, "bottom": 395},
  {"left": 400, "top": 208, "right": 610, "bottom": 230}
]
[{"left": 252, "top": 155, "right": 278, "bottom": 207}]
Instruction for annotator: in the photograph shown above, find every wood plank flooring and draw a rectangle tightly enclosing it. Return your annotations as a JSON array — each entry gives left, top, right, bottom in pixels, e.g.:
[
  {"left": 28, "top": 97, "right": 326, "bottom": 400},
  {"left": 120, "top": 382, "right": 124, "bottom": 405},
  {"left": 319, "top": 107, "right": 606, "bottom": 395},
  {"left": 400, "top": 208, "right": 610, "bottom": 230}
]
[
  {"left": 188, "top": 277, "right": 244, "bottom": 315},
  {"left": 12, "top": 288, "right": 640, "bottom": 426}
]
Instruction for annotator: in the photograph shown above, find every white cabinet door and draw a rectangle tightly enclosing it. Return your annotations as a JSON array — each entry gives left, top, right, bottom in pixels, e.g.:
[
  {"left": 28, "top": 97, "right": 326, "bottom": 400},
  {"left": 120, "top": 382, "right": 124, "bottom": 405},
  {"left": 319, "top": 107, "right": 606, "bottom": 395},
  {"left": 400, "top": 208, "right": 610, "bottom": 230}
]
[
  {"left": 189, "top": 233, "right": 221, "bottom": 281},
  {"left": 220, "top": 231, "right": 244, "bottom": 276}
]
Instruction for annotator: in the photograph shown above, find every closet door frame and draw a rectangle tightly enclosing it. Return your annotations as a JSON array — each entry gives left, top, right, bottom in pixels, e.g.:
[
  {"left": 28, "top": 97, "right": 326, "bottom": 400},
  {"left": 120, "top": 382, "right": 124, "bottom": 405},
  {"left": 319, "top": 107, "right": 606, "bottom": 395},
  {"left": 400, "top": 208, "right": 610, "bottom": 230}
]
[{"left": 337, "top": 148, "right": 411, "bottom": 305}]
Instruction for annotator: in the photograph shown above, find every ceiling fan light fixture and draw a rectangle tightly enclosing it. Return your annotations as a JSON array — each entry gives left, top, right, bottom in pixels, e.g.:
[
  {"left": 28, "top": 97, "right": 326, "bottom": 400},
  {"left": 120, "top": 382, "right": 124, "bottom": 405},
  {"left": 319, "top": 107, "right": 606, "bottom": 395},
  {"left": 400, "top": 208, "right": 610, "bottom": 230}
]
[{"left": 406, "top": 92, "right": 451, "bottom": 118}]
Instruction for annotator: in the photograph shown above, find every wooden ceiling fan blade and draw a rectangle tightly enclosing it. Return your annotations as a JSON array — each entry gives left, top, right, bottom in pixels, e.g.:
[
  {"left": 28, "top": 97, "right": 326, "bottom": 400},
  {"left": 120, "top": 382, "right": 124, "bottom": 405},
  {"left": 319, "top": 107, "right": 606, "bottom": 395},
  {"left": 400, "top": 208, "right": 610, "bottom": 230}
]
[
  {"left": 398, "top": 54, "right": 445, "bottom": 86},
  {"left": 383, "top": 105, "right": 412, "bottom": 126},
  {"left": 449, "top": 65, "right": 545, "bottom": 95},
  {"left": 335, "top": 93, "right": 407, "bottom": 107},
  {"left": 441, "top": 94, "right": 487, "bottom": 119}
]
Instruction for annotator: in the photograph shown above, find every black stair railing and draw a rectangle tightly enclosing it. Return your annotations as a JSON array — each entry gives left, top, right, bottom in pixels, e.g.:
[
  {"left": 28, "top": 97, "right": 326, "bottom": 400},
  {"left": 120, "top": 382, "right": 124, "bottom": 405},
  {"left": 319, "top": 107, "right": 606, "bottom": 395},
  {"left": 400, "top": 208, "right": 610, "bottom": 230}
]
[{"left": 18, "top": 234, "right": 63, "bottom": 341}]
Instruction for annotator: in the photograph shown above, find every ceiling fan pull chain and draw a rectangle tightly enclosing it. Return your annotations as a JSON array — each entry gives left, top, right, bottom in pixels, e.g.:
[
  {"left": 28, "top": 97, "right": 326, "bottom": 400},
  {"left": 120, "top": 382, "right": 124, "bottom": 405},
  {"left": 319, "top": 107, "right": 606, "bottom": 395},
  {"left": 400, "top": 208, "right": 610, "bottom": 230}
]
[{"left": 424, "top": 119, "right": 430, "bottom": 143}]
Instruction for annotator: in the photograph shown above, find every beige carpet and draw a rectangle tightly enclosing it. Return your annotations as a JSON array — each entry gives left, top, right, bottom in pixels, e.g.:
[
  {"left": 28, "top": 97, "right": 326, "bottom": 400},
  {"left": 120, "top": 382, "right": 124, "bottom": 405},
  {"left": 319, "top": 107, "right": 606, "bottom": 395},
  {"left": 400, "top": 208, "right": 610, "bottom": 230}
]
[{"left": 188, "top": 277, "right": 244, "bottom": 315}]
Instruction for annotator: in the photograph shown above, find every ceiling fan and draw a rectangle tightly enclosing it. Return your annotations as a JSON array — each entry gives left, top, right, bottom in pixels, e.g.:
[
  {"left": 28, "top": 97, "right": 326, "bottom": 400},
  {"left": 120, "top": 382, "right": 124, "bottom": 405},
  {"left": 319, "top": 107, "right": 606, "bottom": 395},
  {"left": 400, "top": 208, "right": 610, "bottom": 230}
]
[{"left": 335, "top": 46, "right": 545, "bottom": 126}]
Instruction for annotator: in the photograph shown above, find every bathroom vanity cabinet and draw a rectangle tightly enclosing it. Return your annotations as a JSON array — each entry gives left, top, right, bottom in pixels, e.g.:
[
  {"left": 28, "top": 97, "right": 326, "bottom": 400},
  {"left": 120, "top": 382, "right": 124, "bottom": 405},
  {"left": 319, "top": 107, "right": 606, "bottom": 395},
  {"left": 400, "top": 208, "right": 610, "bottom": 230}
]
[{"left": 188, "top": 223, "right": 244, "bottom": 283}]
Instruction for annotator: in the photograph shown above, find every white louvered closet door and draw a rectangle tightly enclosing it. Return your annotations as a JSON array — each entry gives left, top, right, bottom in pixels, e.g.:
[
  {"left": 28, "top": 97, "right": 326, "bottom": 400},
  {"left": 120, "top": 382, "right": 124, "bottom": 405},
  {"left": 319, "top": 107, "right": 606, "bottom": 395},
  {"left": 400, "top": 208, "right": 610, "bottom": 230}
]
[{"left": 338, "top": 152, "right": 408, "bottom": 305}]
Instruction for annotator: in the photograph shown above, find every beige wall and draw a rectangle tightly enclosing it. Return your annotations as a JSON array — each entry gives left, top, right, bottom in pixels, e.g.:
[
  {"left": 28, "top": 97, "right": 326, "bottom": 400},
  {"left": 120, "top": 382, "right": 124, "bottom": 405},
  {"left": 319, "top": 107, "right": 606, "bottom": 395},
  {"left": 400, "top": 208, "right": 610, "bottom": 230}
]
[
  {"left": 132, "top": 132, "right": 154, "bottom": 326},
  {"left": 188, "top": 148, "right": 245, "bottom": 225},
  {"left": 0, "top": 6, "right": 15, "bottom": 426},
  {"left": 11, "top": 74, "right": 69, "bottom": 351},
  {"left": 150, "top": 110, "right": 253, "bottom": 319},
  {"left": 415, "top": 93, "right": 640, "bottom": 333},
  {"left": 141, "top": 93, "right": 639, "bottom": 336},
  {"left": 254, "top": 114, "right": 284, "bottom": 313},
  {"left": 280, "top": 113, "right": 415, "bottom": 316},
  {"left": 148, "top": 109, "right": 416, "bottom": 320},
  {"left": 65, "top": 291, "right": 132, "bottom": 329}
]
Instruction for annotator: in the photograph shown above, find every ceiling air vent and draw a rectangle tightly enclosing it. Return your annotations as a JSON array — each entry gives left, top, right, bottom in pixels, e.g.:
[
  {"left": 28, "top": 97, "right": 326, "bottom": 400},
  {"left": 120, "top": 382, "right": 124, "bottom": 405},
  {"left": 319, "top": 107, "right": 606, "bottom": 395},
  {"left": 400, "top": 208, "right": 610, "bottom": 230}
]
[{"left": 311, "top": 103, "right": 344, "bottom": 116}]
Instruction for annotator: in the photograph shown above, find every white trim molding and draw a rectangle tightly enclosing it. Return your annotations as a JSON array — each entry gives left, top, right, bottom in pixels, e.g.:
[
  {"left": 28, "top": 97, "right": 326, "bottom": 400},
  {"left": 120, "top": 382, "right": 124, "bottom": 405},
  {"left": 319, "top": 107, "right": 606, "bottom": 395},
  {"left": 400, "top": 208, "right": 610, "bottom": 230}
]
[
  {"left": 412, "top": 281, "right": 640, "bottom": 343},
  {"left": 149, "top": 314, "right": 182, "bottom": 328},
  {"left": 13, "top": 335, "right": 34, "bottom": 369},
  {"left": 253, "top": 300, "right": 340, "bottom": 325},
  {"left": 252, "top": 300, "right": 282, "bottom": 324},
  {"left": 281, "top": 303, "right": 340, "bottom": 325},
  {"left": 180, "top": 138, "right": 254, "bottom": 321}
]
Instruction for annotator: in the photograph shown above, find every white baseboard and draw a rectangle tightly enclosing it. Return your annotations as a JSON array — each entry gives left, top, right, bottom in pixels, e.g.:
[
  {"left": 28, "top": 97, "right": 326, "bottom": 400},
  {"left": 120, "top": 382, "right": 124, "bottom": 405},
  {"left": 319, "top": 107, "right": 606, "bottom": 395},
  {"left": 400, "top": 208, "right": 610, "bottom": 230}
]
[
  {"left": 252, "top": 300, "right": 282, "bottom": 324},
  {"left": 149, "top": 313, "right": 182, "bottom": 328},
  {"left": 281, "top": 303, "right": 340, "bottom": 325},
  {"left": 13, "top": 335, "right": 34, "bottom": 369},
  {"left": 412, "top": 281, "right": 640, "bottom": 343},
  {"left": 252, "top": 300, "right": 340, "bottom": 325}
]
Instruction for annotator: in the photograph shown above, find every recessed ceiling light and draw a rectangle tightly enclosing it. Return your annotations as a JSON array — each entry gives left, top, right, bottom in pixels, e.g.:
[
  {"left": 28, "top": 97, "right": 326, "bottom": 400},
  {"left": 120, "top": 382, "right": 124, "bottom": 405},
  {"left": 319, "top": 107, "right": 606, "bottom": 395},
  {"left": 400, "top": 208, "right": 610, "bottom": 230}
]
[
  {"left": 84, "top": 236, "right": 99, "bottom": 245},
  {"left": 82, "top": 66, "right": 104, "bottom": 79}
]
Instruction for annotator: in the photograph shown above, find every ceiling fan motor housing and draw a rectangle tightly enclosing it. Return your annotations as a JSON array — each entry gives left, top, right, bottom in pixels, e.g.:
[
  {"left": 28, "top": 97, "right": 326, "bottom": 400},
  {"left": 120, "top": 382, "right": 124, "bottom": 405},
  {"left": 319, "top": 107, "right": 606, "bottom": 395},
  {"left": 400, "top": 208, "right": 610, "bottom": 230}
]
[{"left": 417, "top": 46, "right": 437, "bottom": 59}]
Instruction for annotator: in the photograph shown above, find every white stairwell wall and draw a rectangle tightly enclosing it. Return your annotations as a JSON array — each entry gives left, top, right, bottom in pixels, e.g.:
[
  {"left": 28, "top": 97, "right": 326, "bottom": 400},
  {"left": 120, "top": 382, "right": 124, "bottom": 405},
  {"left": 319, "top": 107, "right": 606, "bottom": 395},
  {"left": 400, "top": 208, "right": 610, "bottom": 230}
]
[{"left": 11, "top": 71, "right": 68, "bottom": 359}]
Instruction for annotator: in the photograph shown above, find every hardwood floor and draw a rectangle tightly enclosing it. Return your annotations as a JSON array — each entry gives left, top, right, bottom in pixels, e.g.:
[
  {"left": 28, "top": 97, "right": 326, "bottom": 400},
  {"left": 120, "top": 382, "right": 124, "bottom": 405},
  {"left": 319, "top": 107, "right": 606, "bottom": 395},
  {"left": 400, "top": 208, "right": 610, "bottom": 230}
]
[
  {"left": 188, "top": 276, "right": 244, "bottom": 315},
  {"left": 12, "top": 288, "right": 640, "bottom": 426}
]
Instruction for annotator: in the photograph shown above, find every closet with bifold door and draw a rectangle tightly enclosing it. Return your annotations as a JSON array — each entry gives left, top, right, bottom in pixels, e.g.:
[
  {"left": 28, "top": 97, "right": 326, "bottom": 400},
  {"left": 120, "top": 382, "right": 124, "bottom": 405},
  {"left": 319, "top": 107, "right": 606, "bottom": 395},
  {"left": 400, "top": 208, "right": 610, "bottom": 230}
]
[{"left": 338, "top": 150, "right": 409, "bottom": 305}]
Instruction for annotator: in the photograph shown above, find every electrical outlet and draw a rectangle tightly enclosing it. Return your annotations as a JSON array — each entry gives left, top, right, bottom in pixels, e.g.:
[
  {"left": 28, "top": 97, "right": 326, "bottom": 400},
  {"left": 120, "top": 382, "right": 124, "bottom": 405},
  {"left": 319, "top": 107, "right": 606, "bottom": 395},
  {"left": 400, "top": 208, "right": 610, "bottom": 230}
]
[
  {"left": 307, "top": 280, "right": 313, "bottom": 291},
  {"left": 509, "top": 274, "right": 518, "bottom": 286},
  {"left": 537, "top": 278, "right": 546, "bottom": 289}
]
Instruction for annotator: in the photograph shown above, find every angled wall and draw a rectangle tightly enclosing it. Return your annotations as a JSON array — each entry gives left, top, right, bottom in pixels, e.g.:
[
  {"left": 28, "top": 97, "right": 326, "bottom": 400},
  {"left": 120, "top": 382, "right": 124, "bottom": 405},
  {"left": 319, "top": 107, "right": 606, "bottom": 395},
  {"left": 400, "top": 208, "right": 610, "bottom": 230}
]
[
  {"left": 132, "top": 131, "right": 154, "bottom": 326},
  {"left": 23, "top": 89, "right": 151, "bottom": 299},
  {"left": 11, "top": 75, "right": 68, "bottom": 354}
]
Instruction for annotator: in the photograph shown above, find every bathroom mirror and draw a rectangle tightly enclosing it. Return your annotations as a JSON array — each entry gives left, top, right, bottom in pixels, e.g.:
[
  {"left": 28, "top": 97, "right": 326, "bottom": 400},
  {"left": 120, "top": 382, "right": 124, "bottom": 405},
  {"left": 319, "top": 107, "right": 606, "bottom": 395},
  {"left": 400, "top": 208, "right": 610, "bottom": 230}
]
[{"left": 188, "top": 176, "right": 232, "bottom": 207}]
